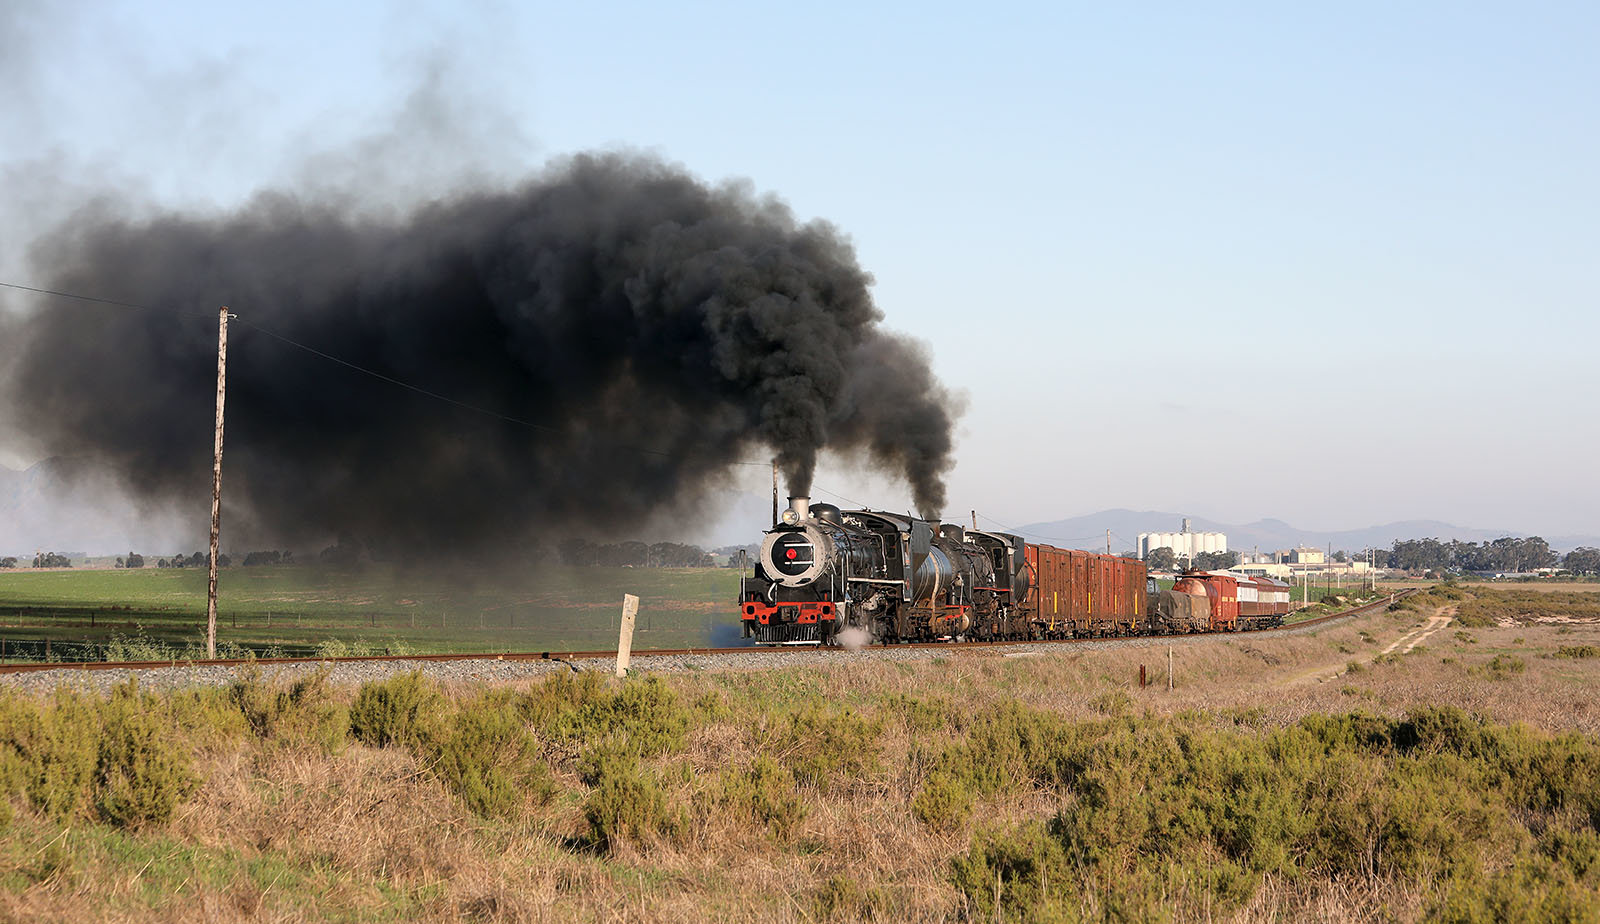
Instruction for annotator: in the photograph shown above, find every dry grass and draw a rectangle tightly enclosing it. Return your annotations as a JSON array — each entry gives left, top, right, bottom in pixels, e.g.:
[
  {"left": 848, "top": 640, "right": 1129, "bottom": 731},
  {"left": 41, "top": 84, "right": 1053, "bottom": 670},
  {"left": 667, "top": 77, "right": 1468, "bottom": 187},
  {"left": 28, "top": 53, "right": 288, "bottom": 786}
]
[
  {"left": 4, "top": 590, "right": 1600, "bottom": 921},
  {"left": 1460, "top": 581, "right": 1600, "bottom": 594}
]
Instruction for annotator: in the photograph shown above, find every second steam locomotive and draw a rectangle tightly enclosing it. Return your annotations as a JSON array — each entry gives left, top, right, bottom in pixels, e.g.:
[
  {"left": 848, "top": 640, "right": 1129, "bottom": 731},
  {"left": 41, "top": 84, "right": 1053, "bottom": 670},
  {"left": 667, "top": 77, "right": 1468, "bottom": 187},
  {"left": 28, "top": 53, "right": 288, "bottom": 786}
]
[{"left": 739, "top": 496, "right": 1289, "bottom": 645}]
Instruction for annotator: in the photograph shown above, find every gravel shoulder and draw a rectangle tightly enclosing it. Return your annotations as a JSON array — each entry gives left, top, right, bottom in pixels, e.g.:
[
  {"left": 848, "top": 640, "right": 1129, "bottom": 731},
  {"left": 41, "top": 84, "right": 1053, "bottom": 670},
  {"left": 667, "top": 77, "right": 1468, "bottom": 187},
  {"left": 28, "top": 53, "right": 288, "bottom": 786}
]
[{"left": 0, "top": 609, "right": 1365, "bottom": 696}]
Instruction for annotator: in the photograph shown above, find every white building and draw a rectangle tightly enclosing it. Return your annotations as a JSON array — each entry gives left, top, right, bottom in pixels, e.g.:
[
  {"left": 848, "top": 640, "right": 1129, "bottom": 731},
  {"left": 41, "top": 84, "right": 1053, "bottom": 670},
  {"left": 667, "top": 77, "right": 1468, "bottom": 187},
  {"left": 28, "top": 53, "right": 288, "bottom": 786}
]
[{"left": 1138, "top": 518, "right": 1227, "bottom": 561}]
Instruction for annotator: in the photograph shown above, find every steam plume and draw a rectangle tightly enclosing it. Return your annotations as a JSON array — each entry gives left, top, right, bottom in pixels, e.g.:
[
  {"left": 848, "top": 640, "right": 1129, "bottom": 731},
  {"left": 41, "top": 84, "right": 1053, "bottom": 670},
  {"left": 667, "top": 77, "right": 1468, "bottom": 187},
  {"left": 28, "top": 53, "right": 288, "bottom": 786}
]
[{"left": 1, "top": 154, "right": 957, "bottom": 552}]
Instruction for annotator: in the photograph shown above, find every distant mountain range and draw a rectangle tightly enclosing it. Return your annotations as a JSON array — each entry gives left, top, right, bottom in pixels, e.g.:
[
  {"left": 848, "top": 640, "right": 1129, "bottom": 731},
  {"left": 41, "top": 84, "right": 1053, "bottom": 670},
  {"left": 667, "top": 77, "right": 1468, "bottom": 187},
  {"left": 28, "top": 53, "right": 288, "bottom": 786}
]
[
  {"left": 1017, "top": 509, "right": 1600, "bottom": 556},
  {"left": 6, "top": 458, "right": 1596, "bottom": 559}
]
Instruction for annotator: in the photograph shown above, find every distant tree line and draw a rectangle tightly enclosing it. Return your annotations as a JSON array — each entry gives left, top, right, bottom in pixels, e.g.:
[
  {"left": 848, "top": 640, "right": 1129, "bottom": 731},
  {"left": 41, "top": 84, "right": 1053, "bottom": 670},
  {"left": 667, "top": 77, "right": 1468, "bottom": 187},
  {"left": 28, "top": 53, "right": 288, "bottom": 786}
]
[
  {"left": 713, "top": 544, "right": 758, "bottom": 567},
  {"left": 1143, "top": 547, "right": 1239, "bottom": 572},
  {"left": 32, "top": 552, "right": 72, "bottom": 568},
  {"left": 115, "top": 552, "right": 146, "bottom": 569},
  {"left": 1380, "top": 537, "right": 1561, "bottom": 574},
  {"left": 242, "top": 550, "right": 293, "bottom": 566},
  {"left": 157, "top": 552, "right": 226, "bottom": 569},
  {"left": 556, "top": 539, "right": 713, "bottom": 568}
]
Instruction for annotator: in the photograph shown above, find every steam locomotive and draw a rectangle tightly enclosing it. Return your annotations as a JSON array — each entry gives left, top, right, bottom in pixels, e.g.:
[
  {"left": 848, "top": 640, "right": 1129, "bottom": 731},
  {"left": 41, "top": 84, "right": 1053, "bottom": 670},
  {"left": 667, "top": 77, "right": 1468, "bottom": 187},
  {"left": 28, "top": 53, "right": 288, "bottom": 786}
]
[
  {"left": 739, "top": 496, "right": 1139, "bottom": 644},
  {"left": 738, "top": 496, "right": 1290, "bottom": 645}
]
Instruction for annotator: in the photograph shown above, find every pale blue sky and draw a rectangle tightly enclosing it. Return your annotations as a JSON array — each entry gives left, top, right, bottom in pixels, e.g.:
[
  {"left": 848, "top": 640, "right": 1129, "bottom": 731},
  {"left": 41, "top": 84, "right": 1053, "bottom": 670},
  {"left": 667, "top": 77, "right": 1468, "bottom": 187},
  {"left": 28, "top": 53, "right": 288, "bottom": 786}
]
[{"left": 3, "top": 1, "right": 1596, "bottom": 539}]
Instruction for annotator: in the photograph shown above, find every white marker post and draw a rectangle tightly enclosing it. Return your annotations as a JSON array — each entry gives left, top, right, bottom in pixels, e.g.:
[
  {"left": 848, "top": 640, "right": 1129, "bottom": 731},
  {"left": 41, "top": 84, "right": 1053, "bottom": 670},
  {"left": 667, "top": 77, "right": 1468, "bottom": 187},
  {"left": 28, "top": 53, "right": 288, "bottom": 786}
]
[{"left": 616, "top": 594, "right": 639, "bottom": 678}]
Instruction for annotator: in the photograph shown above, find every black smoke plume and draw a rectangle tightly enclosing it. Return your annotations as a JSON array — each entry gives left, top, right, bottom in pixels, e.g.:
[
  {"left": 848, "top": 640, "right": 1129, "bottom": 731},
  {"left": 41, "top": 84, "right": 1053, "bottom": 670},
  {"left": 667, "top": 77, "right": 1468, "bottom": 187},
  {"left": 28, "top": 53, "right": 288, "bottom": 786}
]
[{"left": 1, "top": 154, "right": 957, "bottom": 552}]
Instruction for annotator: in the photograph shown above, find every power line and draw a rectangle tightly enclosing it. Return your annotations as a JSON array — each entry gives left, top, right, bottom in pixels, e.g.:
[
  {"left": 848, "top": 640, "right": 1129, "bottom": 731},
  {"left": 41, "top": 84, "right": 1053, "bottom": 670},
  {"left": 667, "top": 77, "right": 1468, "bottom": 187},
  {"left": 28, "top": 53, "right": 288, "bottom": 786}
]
[{"left": 0, "top": 280, "right": 216, "bottom": 321}]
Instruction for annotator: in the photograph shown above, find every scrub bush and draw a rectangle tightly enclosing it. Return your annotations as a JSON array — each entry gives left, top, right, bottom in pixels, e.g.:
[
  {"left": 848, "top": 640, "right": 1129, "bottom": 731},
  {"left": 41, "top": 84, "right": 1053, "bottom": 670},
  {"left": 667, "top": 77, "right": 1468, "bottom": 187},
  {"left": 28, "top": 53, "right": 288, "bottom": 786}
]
[
  {"left": 1554, "top": 645, "right": 1600, "bottom": 660},
  {"left": 228, "top": 668, "right": 347, "bottom": 753},
  {"left": 583, "top": 747, "right": 682, "bottom": 853},
  {"left": 720, "top": 754, "right": 806, "bottom": 840},
  {"left": 422, "top": 694, "right": 554, "bottom": 819},
  {"left": 349, "top": 671, "right": 442, "bottom": 747},
  {"left": 95, "top": 680, "right": 196, "bottom": 827},
  {"left": 772, "top": 703, "right": 882, "bottom": 787}
]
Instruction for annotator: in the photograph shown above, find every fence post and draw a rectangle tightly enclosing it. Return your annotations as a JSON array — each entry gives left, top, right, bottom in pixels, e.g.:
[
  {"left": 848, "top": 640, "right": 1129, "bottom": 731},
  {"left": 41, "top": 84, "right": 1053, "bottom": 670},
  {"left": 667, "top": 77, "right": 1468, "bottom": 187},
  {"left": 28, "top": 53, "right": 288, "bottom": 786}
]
[
  {"left": 616, "top": 594, "right": 639, "bottom": 678},
  {"left": 1168, "top": 646, "right": 1173, "bottom": 690}
]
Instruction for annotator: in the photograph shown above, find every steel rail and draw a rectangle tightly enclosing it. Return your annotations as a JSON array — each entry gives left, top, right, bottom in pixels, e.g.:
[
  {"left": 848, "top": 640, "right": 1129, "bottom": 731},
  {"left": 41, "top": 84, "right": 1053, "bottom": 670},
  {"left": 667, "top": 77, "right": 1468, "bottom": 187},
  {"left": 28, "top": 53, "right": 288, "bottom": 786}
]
[{"left": 0, "top": 589, "right": 1414, "bottom": 675}]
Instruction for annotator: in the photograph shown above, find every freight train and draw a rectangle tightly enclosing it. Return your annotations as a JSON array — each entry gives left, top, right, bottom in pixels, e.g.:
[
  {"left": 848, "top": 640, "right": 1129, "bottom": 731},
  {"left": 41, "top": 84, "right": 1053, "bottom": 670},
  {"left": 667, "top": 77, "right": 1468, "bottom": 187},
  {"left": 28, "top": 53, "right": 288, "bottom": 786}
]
[{"left": 738, "top": 496, "right": 1290, "bottom": 645}]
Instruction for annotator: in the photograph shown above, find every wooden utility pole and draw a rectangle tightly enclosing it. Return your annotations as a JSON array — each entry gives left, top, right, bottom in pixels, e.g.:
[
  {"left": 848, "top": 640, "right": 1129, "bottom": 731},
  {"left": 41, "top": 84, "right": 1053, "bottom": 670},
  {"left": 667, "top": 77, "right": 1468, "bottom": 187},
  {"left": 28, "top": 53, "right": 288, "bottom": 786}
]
[{"left": 206, "top": 306, "right": 232, "bottom": 659}]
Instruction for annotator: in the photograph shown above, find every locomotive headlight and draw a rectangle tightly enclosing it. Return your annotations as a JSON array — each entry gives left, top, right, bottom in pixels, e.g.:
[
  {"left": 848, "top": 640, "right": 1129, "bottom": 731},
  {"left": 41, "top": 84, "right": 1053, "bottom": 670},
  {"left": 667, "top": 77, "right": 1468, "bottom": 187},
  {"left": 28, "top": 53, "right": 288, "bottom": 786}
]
[{"left": 780, "top": 508, "right": 800, "bottom": 526}]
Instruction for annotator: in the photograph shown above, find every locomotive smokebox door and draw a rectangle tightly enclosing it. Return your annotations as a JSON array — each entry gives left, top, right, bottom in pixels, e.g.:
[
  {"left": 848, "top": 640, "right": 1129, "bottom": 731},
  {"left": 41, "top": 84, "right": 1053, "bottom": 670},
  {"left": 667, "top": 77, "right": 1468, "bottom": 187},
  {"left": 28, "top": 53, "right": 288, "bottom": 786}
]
[{"left": 760, "top": 524, "right": 834, "bottom": 587}]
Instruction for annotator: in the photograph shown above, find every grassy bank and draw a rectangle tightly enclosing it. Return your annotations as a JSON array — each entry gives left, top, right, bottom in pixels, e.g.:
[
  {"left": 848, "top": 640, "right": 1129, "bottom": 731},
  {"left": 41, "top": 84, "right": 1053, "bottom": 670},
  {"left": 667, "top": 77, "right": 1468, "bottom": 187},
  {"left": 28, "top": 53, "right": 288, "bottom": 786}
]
[{"left": 5, "top": 592, "right": 1600, "bottom": 921}]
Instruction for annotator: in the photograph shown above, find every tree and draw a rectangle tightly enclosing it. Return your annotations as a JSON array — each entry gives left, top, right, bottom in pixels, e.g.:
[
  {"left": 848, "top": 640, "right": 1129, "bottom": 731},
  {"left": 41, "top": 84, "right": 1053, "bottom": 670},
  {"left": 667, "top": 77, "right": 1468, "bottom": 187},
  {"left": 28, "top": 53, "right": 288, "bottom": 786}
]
[
  {"left": 126, "top": 552, "right": 145, "bottom": 569},
  {"left": 1332, "top": 550, "right": 1348, "bottom": 563},
  {"left": 1192, "top": 550, "right": 1240, "bottom": 571},
  {"left": 1565, "top": 548, "right": 1600, "bottom": 575},
  {"left": 1145, "top": 547, "right": 1177, "bottom": 571},
  {"left": 1, "top": 556, "right": 17, "bottom": 569}
]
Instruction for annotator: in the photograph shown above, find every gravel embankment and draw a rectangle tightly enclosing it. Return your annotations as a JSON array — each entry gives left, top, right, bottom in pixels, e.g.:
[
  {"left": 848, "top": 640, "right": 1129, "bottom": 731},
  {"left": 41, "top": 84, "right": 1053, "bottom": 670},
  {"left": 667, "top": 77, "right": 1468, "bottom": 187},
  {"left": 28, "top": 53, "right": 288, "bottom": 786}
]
[{"left": 0, "top": 610, "right": 1367, "bottom": 696}]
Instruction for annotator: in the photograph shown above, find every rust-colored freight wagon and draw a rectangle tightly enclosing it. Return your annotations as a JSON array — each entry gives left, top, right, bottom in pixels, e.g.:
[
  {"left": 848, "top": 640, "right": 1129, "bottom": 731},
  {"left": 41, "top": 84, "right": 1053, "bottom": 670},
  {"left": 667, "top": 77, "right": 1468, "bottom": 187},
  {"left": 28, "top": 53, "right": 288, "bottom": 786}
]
[
  {"left": 1026, "top": 544, "right": 1078, "bottom": 634},
  {"left": 1024, "top": 544, "right": 1147, "bottom": 638}
]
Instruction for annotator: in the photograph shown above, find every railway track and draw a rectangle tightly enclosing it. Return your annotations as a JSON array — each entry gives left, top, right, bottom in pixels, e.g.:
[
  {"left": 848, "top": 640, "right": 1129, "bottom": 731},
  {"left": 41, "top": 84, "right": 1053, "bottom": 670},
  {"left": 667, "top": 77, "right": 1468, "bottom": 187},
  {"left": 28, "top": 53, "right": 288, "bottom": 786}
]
[{"left": 0, "top": 589, "right": 1412, "bottom": 676}]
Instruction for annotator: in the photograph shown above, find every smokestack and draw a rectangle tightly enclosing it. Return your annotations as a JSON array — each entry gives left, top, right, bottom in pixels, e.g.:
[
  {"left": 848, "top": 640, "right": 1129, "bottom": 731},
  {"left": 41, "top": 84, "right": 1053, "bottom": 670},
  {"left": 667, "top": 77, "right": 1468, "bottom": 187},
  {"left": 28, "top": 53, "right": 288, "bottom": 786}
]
[{"left": 788, "top": 495, "right": 811, "bottom": 522}]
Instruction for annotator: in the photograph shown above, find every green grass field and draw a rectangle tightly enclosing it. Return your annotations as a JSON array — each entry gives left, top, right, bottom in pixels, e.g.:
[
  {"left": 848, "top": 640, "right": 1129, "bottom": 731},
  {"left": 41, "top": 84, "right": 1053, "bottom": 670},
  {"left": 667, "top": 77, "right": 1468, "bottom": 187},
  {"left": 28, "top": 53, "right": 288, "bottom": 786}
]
[{"left": 0, "top": 565, "right": 744, "bottom": 661}]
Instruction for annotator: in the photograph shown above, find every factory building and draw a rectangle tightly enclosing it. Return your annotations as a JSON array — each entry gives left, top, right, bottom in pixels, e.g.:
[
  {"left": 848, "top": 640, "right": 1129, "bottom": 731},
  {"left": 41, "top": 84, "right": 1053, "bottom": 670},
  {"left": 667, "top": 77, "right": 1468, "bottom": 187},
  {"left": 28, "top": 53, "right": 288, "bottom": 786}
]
[{"left": 1137, "top": 518, "right": 1227, "bottom": 561}]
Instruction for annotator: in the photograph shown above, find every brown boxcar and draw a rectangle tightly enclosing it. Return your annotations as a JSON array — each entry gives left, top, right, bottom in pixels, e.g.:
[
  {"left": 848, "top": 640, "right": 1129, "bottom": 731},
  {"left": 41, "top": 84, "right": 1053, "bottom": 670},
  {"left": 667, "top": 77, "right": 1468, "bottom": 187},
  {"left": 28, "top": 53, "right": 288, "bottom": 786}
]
[{"left": 1025, "top": 544, "right": 1146, "bottom": 638}]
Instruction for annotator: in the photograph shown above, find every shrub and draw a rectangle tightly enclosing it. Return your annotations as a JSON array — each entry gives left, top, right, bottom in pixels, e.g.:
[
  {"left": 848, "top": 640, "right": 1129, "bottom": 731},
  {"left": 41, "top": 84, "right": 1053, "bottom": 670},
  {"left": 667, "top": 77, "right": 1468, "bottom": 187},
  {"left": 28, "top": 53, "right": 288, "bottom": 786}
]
[
  {"left": 811, "top": 875, "right": 890, "bottom": 922},
  {"left": 911, "top": 771, "right": 974, "bottom": 831},
  {"left": 693, "top": 689, "right": 733, "bottom": 723},
  {"left": 229, "top": 669, "right": 347, "bottom": 752},
  {"left": 583, "top": 747, "right": 682, "bottom": 852},
  {"left": 720, "top": 755, "right": 806, "bottom": 839},
  {"left": 530, "top": 674, "right": 691, "bottom": 760},
  {"left": 880, "top": 693, "right": 954, "bottom": 734},
  {"left": 422, "top": 695, "right": 554, "bottom": 819},
  {"left": 1554, "top": 646, "right": 1600, "bottom": 660},
  {"left": 1485, "top": 654, "right": 1527, "bottom": 680},
  {"left": 96, "top": 680, "right": 196, "bottom": 827},
  {"left": 0, "top": 690, "right": 98, "bottom": 820},
  {"left": 349, "top": 672, "right": 442, "bottom": 747},
  {"left": 771, "top": 704, "right": 882, "bottom": 787}
]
